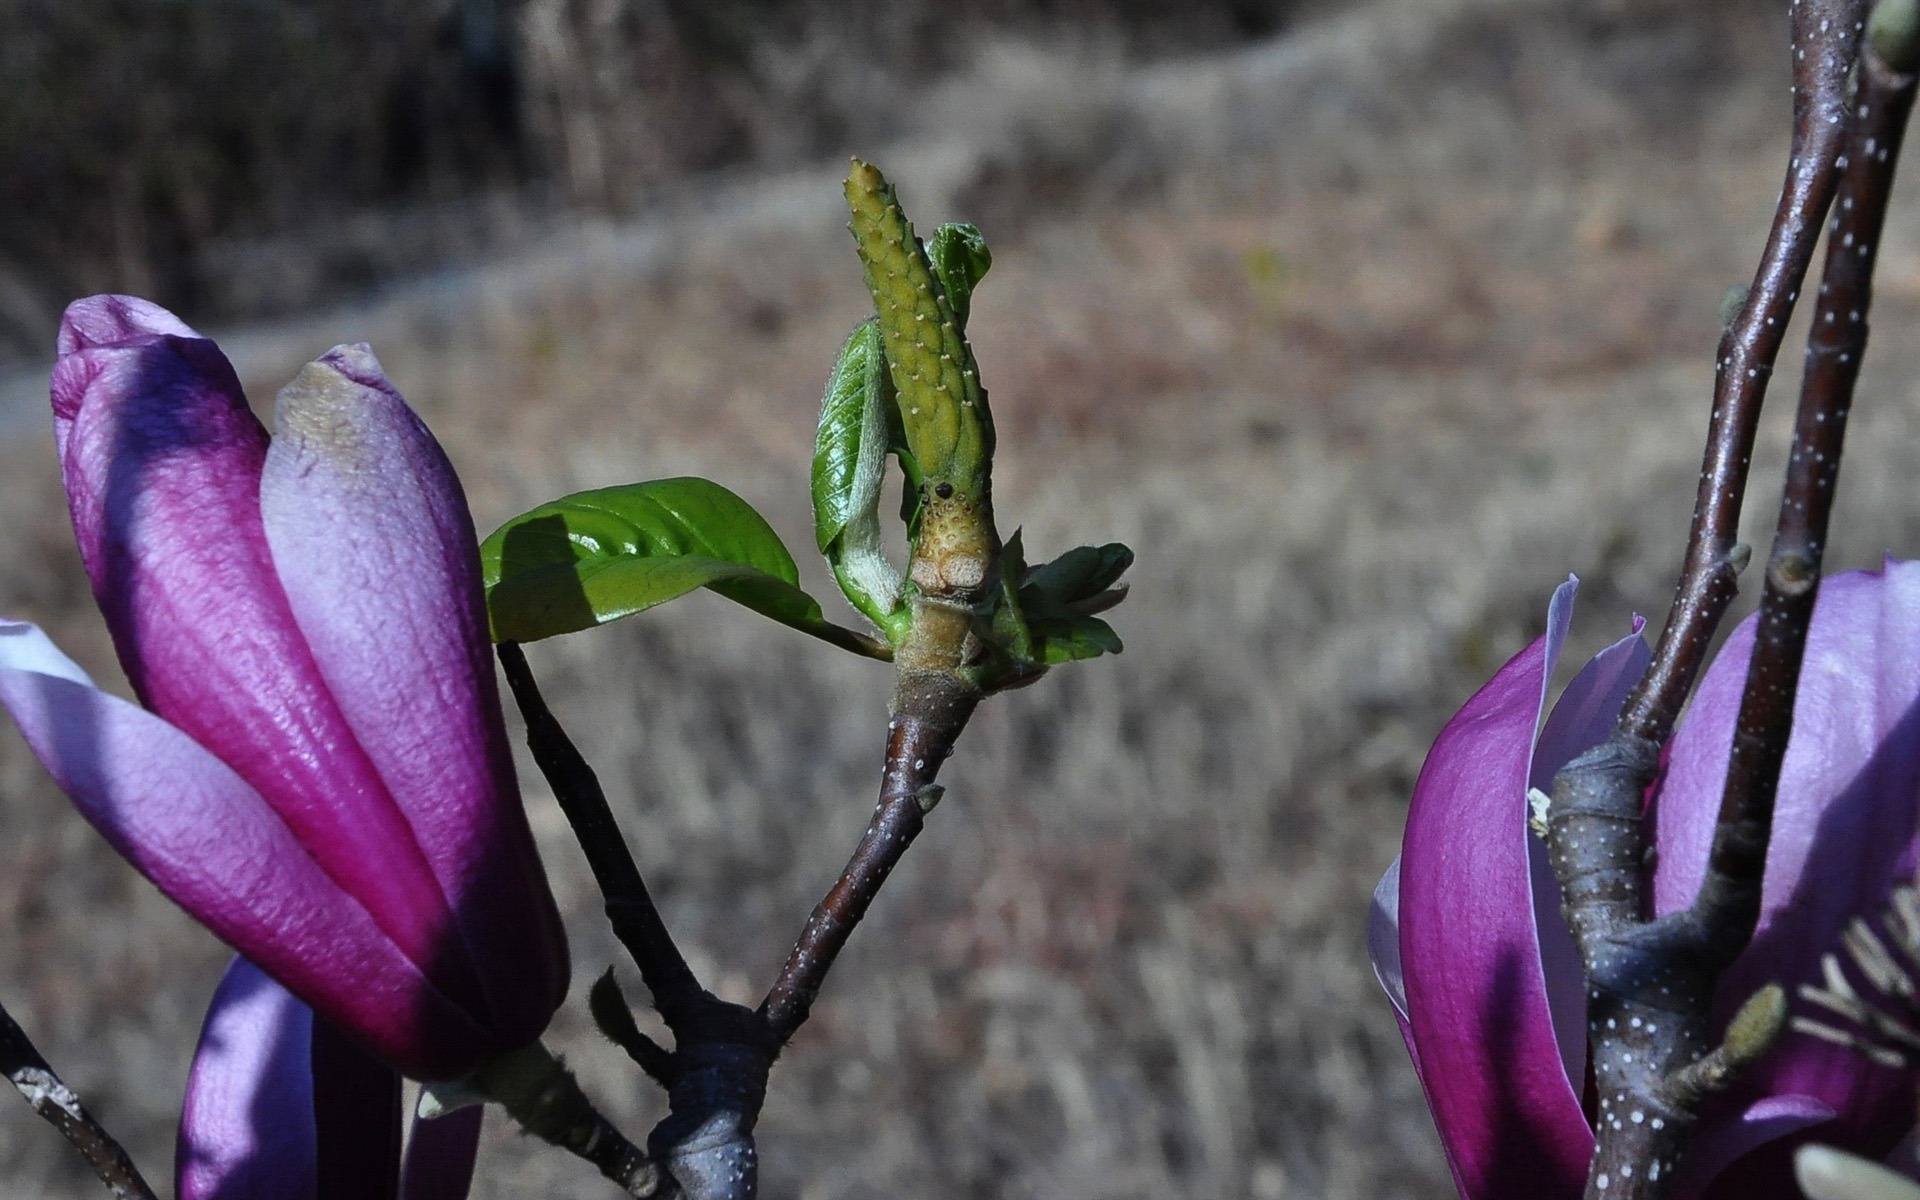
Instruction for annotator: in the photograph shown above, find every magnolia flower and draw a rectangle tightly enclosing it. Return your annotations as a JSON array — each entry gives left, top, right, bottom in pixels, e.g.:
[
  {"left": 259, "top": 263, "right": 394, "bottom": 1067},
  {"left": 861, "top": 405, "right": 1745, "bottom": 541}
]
[
  {"left": 1369, "top": 565, "right": 1920, "bottom": 1199},
  {"left": 178, "top": 956, "right": 482, "bottom": 1200},
  {"left": 0, "top": 295, "right": 569, "bottom": 1082}
]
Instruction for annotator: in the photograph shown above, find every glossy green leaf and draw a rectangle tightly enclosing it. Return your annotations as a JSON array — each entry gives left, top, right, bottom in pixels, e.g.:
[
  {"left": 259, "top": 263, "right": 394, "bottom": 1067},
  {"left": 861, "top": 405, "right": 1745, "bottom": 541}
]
[
  {"left": 812, "top": 320, "right": 908, "bottom": 632},
  {"left": 1021, "top": 543, "right": 1134, "bottom": 608},
  {"left": 481, "top": 477, "right": 827, "bottom": 643},
  {"left": 812, "top": 319, "right": 889, "bottom": 553},
  {"left": 928, "top": 223, "right": 992, "bottom": 331}
]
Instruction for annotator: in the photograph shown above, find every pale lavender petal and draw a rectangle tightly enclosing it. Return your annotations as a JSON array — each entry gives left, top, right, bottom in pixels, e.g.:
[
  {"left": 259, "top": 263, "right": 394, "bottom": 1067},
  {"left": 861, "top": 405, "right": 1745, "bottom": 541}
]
[
  {"left": 0, "top": 626, "right": 494, "bottom": 1079},
  {"left": 1398, "top": 577, "right": 1591, "bottom": 1199},
  {"left": 260, "top": 346, "right": 566, "bottom": 1042},
  {"left": 1369, "top": 857, "right": 1408, "bottom": 1024},
  {"left": 181, "top": 960, "right": 408, "bottom": 1200},
  {"left": 1651, "top": 562, "right": 1920, "bottom": 1182},
  {"left": 48, "top": 300, "right": 484, "bottom": 1021},
  {"left": 178, "top": 958, "right": 319, "bottom": 1200},
  {"left": 401, "top": 1108, "right": 483, "bottom": 1200},
  {"left": 1529, "top": 618, "right": 1651, "bottom": 1102}
]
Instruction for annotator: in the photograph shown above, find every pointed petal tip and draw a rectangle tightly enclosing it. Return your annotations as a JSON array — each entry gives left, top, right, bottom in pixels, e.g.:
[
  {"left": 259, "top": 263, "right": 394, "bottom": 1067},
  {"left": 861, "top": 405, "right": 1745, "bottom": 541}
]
[
  {"left": 315, "top": 342, "right": 393, "bottom": 390},
  {"left": 274, "top": 345, "right": 411, "bottom": 447},
  {"left": 57, "top": 295, "right": 199, "bottom": 356},
  {"left": 1368, "top": 858, "right": 1408, "bottom": 1020},
  {"left": 0, "top": 618, "right": 96, "bottom": 687}
]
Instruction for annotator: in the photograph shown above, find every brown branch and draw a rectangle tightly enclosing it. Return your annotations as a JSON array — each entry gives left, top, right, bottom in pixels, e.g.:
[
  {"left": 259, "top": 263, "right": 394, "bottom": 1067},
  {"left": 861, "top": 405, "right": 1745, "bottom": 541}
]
[
  {"left": 1693, "top": 39, "right": 1917, "bottom": 946},
  {"left": 759, "top": 661, "right": 978, "bottom": 1043},
  {"left": 0, "top": 996, "right": 158, "bottom": 1200},
  {"left": 498, "top": 642, "right": 705, "bottom": 1024},
  {"left": 1617, "top": 0, "right": 1866, "bottom": 746},
  {"left": 1546, "top": 9, "right": 1918, "bottom": 1198}
]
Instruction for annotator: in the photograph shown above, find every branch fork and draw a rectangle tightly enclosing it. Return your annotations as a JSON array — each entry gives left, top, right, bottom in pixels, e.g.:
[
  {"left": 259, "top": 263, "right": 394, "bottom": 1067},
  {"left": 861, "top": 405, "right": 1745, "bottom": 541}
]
[{"left": 1544, "top": 3, "right": 1920, "bottom": 1195}]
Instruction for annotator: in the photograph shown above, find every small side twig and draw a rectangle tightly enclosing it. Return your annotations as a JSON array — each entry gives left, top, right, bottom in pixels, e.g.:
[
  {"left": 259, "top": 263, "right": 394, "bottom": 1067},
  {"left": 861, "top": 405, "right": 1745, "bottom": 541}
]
[{"left": 0, "top": 996, "right": 158, "bottom": 1200}]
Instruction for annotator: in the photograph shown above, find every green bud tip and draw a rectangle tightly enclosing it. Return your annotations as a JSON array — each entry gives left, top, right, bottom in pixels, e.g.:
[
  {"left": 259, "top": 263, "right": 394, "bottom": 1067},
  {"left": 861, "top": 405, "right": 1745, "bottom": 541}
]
[{"left": 1723, "top": 983, "right": 1789, "bottom": 1068}]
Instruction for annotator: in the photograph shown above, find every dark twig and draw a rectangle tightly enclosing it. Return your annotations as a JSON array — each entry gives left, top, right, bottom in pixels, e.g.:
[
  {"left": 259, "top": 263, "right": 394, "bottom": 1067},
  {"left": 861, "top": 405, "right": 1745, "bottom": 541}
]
[
  {"left": 1618, "top": 0, "right": 1866, "bottom": 746},
  {"left": 0, "top": 996, "right": 158, "bottom": 1200},
  {"left": 500, "top": 642, "right": 775, "bottom": 1200},
  {"left": 1694, "top": 38, "right": 1917, "bottom": 947},
  {"left": 463, "top": 1042, "right": 679, "bottom": 1198},
  {"left": 499, "top": 642, "right": 705, "bottom": 1024},
  {"left": 1547, "top": 9, "right": 1918, "bottom": 1198},
  {"left": 590, "top": 969, "right": 677, "bottom": 1086},
  {"left": 759, "top": 661, "right": 978, "bottom": 1043}
]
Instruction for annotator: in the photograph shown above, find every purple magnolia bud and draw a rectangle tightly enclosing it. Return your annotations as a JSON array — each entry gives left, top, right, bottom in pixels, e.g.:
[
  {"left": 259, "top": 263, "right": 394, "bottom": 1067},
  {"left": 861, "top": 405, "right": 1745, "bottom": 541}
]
[
  {"left": 1369, "top": 564, "right": 1920, "bottom": 1199},
  {"left": 0, "top": 296, "right": 568, "bottom": 1081}
]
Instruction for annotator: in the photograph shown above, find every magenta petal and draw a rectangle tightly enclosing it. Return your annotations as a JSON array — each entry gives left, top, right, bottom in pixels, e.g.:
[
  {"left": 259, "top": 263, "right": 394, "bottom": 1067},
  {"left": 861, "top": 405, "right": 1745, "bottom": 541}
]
[
  {"left": 0, "top": 622, "right": 491, "bottom": 1078},
  {"left": 402, "top": 1108, "right": 483, "bottom": 1200},
  {"left": 49, "top": 301, "right": 474, "bottom": 1017},
  {"left": 57, "top": 294, "right": 199, "bottom": 357},
  {"left": 1398, "top": 578, "right": 1593, "bottom": 1200},
  {"left": 1651, "top": 562, "right": 1920, "bottom": 1182},
  {"left": 259, "top": 346, "right": 566, "bottom": 1043},
  {"left": 179, "top": 959, "right": 319, "bottom": 1200}
]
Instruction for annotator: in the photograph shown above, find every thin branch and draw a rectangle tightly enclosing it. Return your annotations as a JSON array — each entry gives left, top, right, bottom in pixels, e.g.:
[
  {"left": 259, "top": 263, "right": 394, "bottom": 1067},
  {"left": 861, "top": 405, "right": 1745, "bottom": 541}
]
[
  {"left": 1618, "top": 0, "right": 1866, "bottom": 746},
  {"left": 1693, "top": 38, "right": 1917, "bottom": 945},
  {"left": 759, "top": 649, "right": 980, "bottom": 1044},
  {"left": 498, "top": 642, "right": 705, "bottom": 1023},
  {"left": 1546, "top": 9, "right": 1918, "bottom": 1197},
  {"left": 0, "top": 997, "right": 158, "bottom": 1200}
]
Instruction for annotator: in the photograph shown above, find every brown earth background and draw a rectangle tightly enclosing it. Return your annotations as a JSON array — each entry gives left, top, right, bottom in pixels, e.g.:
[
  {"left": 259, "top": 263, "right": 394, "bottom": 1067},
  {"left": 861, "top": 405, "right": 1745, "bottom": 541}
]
[{"left": 8, "top": 0, "right": 1920, "bottom": 1196}]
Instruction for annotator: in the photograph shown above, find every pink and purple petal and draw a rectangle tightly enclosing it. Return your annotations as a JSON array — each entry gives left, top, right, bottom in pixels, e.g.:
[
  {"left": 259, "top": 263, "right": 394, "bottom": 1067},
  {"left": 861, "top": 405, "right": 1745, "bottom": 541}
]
[
  {"left": 1396, "top": 578, "right": 1593, "bottom": 1199},
  {"left": 48, "top": 299, "right": 485, "bottom": 1019},
  {"left": 181, "top": 959, "right": 408, "bottom": 1200},
  {"left": 0, "top": 621, "right": 493, "bottom": 1079},
  {"left": 260, "top": 347, "right": 567, "bottom": 1042},
  {"left": 178, "top": 958, "right": 320, "bottom": 1200}
]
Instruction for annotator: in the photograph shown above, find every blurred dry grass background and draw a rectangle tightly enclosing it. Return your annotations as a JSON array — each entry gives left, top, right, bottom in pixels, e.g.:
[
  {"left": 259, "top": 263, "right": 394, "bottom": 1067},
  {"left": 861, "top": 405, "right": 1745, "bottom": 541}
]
[{"left": 10, "top": 0, "right": 1920, "bottom": 1196}]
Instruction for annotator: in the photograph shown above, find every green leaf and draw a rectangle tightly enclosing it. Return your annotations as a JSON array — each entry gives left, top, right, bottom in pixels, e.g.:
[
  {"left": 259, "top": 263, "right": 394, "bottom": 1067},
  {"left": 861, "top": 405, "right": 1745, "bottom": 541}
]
[
  {"left": 1021, "top": 543, "right": 1134, "bottom": 608},
  {"left": 928, "top": 223, "right": 992, "bottom": 331},
  {"left": 812, "top": 319, "right": 891, "bottom": 553},
  {"left": 481, "top": 477, "right": 828, "bottom": 643},
  {"left": 1029, "top": 614, "right": 1124, "bottom": 664},
  {"left": 812, "top": 321, "right": 908, "bottom": 633},
  {"left": 1014, "top": 542, "right": 1132, "bottom": 664}
]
